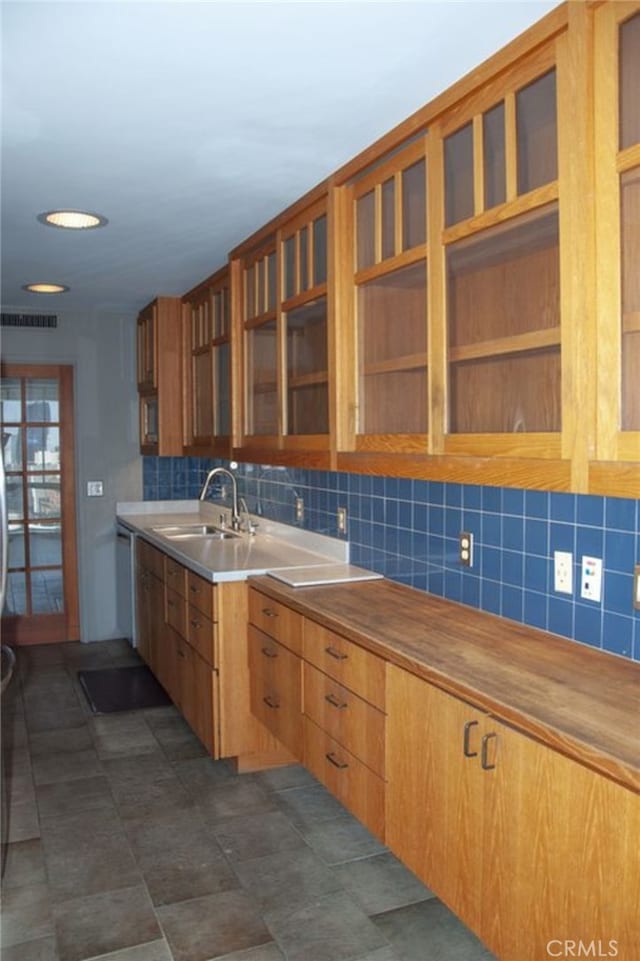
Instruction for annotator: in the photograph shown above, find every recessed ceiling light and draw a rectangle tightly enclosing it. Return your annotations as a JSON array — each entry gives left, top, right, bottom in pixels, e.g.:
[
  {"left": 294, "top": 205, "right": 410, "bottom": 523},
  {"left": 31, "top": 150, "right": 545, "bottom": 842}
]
[
  {"left": 23, "top": 283, "right": 69, "bottom": 294},
  {"left": 37, "top": 209, "right": 108, "bottom": 229}
]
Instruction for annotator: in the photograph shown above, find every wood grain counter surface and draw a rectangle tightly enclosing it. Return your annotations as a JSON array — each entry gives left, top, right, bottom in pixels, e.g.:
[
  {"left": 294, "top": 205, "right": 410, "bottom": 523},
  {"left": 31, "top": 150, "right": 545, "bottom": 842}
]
[{"left": 250, "top": 575, "right": 640, "bottom": 792}]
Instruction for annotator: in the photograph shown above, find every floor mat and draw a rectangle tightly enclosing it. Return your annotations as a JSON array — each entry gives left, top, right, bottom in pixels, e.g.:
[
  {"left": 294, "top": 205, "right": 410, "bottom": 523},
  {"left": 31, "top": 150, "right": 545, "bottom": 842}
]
[{"left": 78, "top": 665, "right": 172, "bottom": 714}]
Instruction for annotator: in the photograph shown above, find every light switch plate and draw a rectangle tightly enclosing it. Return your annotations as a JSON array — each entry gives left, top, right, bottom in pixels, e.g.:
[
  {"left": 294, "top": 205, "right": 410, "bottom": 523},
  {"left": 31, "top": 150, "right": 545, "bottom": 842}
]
[
  {"left": 580, "top": 555, "right": 602, "bottom": 603},
  {"left": 87, "top": 481, "right": 103, "bottom": 497}
]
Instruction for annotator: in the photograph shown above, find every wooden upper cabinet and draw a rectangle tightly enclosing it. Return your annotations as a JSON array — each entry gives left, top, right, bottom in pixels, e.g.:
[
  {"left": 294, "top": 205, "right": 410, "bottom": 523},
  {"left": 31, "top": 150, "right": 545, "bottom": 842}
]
[
  {"left": 233, "top": 194, "right": 332, "bottom": 464},
  {"left": 592, "top": 1, "right": 640, "bottom": 494},
  {"left": 432, "top": 45, "right": 563, "bottom": 462},
  {"left": 350, "top": 140, "right": 429, "bottom": 452},
  {"left": 182, "top": 266, "right": 231, "bottom": 457},
  {"left": 136, "top": 297, "right": 183, "bottom": 455}
]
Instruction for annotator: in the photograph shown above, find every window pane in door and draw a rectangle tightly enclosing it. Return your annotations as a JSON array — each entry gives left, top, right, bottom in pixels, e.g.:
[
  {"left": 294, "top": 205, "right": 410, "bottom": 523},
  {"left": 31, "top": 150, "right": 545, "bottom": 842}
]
[
  {"left": 28, "top": 474, "right": 61, "bottom": 520},
  {"left": 4, "top": 572, "right": 27, "bottom": 616},
  {"left": 31, "top": 570, "right": 63, "bottom": 614},
  {"left": 1, "top": 378, "right": 21, "bottom": 421},
  {"left": 26, "top": 379, "right": 58, "bottom": 421},
  {"left": 26, "top": 427, "right": 59, "bottom": 468},
  {"left": 7, "top": 524, "right": 25, "bottom": 567},
  {"left": 29, "top": 524, "right": 62, "bottom": 567},
  {"left": 620, "top": 13, "right": 640, "bottom": 150},
  {"left": 2, "top": 426, "right": 22, "bottom": 470}
]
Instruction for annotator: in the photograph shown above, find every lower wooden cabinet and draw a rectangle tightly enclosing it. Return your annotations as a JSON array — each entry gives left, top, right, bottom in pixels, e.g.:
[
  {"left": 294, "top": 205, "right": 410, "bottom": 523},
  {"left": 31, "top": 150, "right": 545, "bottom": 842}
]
[
  {"left": 177, "top": 635, "right": 217, "bottom": 755},
  {"left": 248, "top": 626, "right": 303, "bottom": 758},
  {"left": 385, "top": 663, "right": 640, "bottom": 961}
]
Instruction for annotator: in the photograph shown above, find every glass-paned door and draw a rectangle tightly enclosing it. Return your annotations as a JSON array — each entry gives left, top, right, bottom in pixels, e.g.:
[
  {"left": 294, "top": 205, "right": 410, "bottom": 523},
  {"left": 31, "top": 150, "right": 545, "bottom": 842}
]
[{"left": 1, "top": 365, "right": 79, "bottom": 644}]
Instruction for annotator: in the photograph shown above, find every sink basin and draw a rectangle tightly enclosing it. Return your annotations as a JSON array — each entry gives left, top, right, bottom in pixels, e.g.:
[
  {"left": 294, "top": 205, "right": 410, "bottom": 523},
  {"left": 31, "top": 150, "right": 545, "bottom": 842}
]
[{"left": 151, "top": 524, "right": 239, "bottom": 540}]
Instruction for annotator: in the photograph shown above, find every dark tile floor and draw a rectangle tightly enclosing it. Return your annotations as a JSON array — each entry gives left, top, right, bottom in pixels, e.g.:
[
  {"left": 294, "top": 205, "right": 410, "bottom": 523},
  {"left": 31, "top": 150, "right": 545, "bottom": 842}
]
[{"left": 1, "top": 640, "right": 495, "bottom": 961}]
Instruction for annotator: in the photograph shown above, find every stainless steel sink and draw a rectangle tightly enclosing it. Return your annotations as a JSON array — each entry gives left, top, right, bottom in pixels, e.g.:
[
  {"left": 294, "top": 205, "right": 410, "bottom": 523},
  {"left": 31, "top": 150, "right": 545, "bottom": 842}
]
[{"left": 151, "top": 524, "right": 239, "bottom": 540}]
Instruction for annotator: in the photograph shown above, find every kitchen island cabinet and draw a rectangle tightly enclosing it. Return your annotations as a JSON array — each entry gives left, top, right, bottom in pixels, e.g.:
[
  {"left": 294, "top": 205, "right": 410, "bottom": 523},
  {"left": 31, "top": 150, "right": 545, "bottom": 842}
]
[{"left": 247, "top": 574, "right": 640, "bottom": 961}]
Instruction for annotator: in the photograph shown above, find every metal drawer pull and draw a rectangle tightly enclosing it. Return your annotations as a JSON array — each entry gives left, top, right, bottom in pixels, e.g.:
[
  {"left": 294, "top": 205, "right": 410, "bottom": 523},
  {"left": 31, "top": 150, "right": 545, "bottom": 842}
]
[
  {"left": 167, "top": 599, "right": 176, "bottom": 608},
  {"left": 177, "top": 649, "right": 185, "bottom": 658},
  {"left": 261, "top": 646, "right": 278, "bottom": 658},
  {"left": 326, "top": 752, "right": 348, "bottom": 769},
  {"left": 261, "top": 607, "right": 278, "bottom": 618},
  {"left": 463, "top": 720, "right": 479, "bottom": 758},
  {"left": 263, "top": 695, "right": 280, "bottom": 709},
  {"left": 325, "top": 646, "right": 348, "bottom": 661},
  {"left": 190, "top": 619, "right": 200, "bottom": 628},
  {"left": 481, "top": 732, "right": 498, "bottom": 770},
  {"left": 324, "top": 693, "right": 347, "bottom": 710},
  {"left": 189, "top": 585, "right": 201, "bottom": 594}
]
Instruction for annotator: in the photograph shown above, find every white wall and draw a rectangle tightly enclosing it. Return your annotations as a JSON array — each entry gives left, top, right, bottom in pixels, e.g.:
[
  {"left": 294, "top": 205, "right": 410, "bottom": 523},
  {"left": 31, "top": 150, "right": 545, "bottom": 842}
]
[{"left": 1, "top": 308, "right": 142, "bottom": 642}]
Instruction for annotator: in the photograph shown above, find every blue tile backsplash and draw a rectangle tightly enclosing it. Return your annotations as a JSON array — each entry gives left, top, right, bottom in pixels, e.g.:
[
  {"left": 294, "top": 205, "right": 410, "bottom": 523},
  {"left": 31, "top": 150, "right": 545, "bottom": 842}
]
[{"left": 143, "top": 456, "right": 640, "bottom": 662}]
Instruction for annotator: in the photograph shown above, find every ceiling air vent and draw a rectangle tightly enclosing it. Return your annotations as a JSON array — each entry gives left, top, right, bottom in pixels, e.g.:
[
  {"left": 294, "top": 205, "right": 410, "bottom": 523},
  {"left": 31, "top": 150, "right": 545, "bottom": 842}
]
[{"left": 1, "top": 313, "right": 58, "bottom": 328}]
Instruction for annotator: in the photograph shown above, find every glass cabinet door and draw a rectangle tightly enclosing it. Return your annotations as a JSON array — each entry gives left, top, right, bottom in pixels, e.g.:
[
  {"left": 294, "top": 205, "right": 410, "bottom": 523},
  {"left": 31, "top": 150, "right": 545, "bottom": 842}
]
[
  {"left": 286, "top": 297, "right": 328, "bottom": 435},
  {"left": 243, "top": 244, "right": 278, "bottom": 440}
]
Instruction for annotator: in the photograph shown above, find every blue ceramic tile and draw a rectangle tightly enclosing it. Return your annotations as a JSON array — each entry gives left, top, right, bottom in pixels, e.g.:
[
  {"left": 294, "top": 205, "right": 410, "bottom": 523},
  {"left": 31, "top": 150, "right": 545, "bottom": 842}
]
[
  {"left": 372, "top": 498, "right": 385, "bottom": 523},
  {"left": 576, "top": 526, "right": 604, "bottom": 561},
  {"left": 524, "top": 590, "right": 548, "bottom": 630},
  {"left": 482, "top": 513, "right": 501, "bottom": 548},
  {"left": 576, "top": 494, "right": 604, "bottom": 528},
  {"left": 502, "top": 550, "right": 523, "bottom": 587},
  {"left": 525, "top": 519, "right": 548, "bottom": 557},
  {"left": 398, "top": 500, "right": 412, "bottom": 529},
  {"left": 462, "top": 510, "right": 481, "bottom": 535},
  {"left": 385, "top": 500, "right": 399, "bottom": 527},
  {"left": 550, "top": 492, "right": 575, "bottom": 523},
  {"left": 482, "top": 581, "right": 501, "bottom": 615},
  {"left": 525, "top": 554, "right": 548, "bottom": 593},
  {"left": 482, "top": 486, "right": 501, "bottom": 513},
  {"left": 446, "top": 483, "right": 462, "bottom": 507},
  {"left": 481, "top": 547, "right": 501, "bottom": 582},
  {"left": 429, "top": 505, "right": 444, "bottom": 536},
  {"left": 444, "top": 569, "right": 462, "bottom": 602},
  {"left": 604, "top": 571, "right": 634, "bottom": 615},
  {"left": 372, "top": 524, "right": 385, "bottom": 550},
  {"left": 502, "top": 515, "right": 524, "bottom": 551},
  {"left": 414, "top": 480, "right": 429, "bottom": 504},
  {"left": 548, "top": 597, "right": 573, "bottom": 639},
  {"left": 604, "top": 530, "right": 636, "bottom": 573},
  {"left": 502, "top": 488, "right": 524, "bottom": 516},
  {"left": 602, "top": 612, "right": 633, "bottom": 658},
  {"left": 525, "top": 489, "right": 548, "bottom": 519},
  {"left": 429, "top": 482, "right": 444, "bottom": 506},
  {"left": 463, "top": 484, "right": 482, "bottom": 510},
  {"left": 413, "top": 503, "right": 428, "bottom": 532},
  {"left": 384, "top": 477, "right": 400, "bottom": 500},
  {"left": 502, "top": 586, "right": 523, "bottom": 621},
  {"left": 605, "top": 497, "right": 636, "bottom": 532},
  {"left": 444, "top": 509, "right": 462, "bottom": 539},
  {"left": 398, "top": 478, "right": 413, "bottom": 502},
  {"left": 462, "top": 574, "right": 481, "bottom": 609},
  {"left": 427, "top": 572, "right": 444, "bottom": 596},
  {"left": 574, "top": 604, "right": 603, "bottom": 649},
  {"left": 549, "top": 522, "right": 574, "bottom": 554}
]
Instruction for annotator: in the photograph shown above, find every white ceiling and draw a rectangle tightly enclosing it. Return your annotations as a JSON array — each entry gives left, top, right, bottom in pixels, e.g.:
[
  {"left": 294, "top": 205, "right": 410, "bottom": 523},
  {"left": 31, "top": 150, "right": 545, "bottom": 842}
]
[{"left": 1, "top": 0, "right": 558, "bottom": 318}]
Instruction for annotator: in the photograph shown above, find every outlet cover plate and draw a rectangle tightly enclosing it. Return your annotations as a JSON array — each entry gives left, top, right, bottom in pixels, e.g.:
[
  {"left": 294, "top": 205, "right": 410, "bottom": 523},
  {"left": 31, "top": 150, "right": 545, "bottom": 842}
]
[{"left": 554, "top": 550, "right": 573, "bottom": 595}]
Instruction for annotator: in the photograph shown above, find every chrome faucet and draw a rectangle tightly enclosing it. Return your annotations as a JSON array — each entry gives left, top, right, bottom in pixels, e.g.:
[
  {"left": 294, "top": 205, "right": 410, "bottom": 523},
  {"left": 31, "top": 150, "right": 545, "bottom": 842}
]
[{"left": 199, "top": 467, "right": 242, "bottom": 531}]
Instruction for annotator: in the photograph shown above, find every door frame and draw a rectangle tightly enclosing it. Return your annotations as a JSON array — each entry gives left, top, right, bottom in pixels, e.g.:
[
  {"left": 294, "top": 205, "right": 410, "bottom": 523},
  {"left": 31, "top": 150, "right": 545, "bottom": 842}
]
[{"left": 1, "top": 363, "right": 80, "bottom": 644}]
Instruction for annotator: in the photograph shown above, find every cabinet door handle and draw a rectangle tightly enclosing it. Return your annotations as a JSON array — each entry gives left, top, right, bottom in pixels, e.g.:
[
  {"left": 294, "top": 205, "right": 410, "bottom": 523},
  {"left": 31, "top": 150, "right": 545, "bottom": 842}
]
[
  {"left": 263, "top": 695, "right": 280, "bottom": 709},
  {"left": 261, "top": 607, "right": 278, "bottom": 618},
  {"left": 190, "top": 584, "right": 201, "bottom": 593},
  {"left": 325, "top": 646, "right": 348, "bottom": 661},
  {"left": 261, "top": 646, "right": 278, "bottom": 658},
  {"left": 190, "top": 619, "right": 200, "bottom": 628},
  {"left": 463, "top": 720, "right": 479, "bottom": 758},
  {"left": 167, "top": 599, "right": 176, "bottom": 608},
  {"left": 177, "top": 649, "right": 185, "bottom": 658},
  {"left": 481, "top": 732, "right": 498, "bottom": 770},
  {"left": 324, "top": 693, "right": 347, "bottom": 710},
  {"left": 326, "top": 751, "right": 348, "bottom": 769}
]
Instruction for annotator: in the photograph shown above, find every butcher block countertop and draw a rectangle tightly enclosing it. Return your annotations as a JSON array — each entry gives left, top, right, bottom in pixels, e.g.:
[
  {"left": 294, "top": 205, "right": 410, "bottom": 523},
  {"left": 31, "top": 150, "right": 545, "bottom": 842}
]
[{"left": 251, "top": 575, "right": 640, "bottom": 793}]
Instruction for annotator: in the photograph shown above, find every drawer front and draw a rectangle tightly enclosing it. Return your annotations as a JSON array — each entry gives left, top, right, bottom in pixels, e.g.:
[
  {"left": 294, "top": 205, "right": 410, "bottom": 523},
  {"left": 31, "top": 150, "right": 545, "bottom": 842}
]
[
  {"left": 165, "top": 556, "right": 187, "bottom": 598},
  {"left": 303, "top": 662, "right": 385, "bottom": 777},
  {"left": 303, "top": 717, "right": 385, "bottom": 842},
  {"left": 187, "top": 605, "right": 216, "bottom": 667},
  {"left": 187, "top": 570, "right": 215, "bottom": 620},
  {"left": 248, "top": 589, "right": 303, "bottom": 654},
  {"left": 166, "top": 587, "right": 186, "bottom": 637},
  {"left": 248, "top": 626, "right": 303, "bottom": 758},
  {"left": 303, "top": 619, "right": 386, "bottom": 709},
  {"left": 137, "top": 538, "right": 164, "bottom": 580}
]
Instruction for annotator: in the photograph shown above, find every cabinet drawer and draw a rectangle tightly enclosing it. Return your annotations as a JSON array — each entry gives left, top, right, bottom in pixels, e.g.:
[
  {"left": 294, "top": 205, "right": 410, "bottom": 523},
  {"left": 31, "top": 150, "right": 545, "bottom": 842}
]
[
  {"left": 187, "top": 570, "right": 215, "bottom": 620},
  {"left": 166, "top": 587, "right": 186, "bottom": 637},
  {"left": 303, "top": 619, "right": 386, "bottom": 709},
  {"left": 248, "top": 626, "right": 303, "bottom": 758},
  {"left": 165, "top": 556, "right": 187, "bottom": 597},
  {"left": 303, "top": 662, "right": 385, "bottom": 778},
  {"left": 248, "top": 588, "right": 303, "bottom": 654},
  {"left": 137, "top": 538, "right": 165, "bottom": 580},
  {"left": 187, "top": 605, "right": 216, "bottom": 667},
  {"left": 303, "top": 717, "right": 385, "bottom": 842}
]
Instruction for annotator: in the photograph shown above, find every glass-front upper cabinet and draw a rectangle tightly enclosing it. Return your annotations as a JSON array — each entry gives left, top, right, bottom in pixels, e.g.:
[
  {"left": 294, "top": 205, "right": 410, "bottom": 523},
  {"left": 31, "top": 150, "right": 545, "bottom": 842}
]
[
  {"left": 594, "top": 1, "right": 640, "bottom": 482},
  {"left": 435, "top": 46, "right": 562, "bottom": 458},
  {"left": 242, "top": 241, "right": 278, "bottom": 440},
  {"left": 281, "top": 199, "right": 329, "bottom": 445},
  {"left": 351, "top": 138, "right": 428, "bottom": 451},
  {"left": 182, "top": 266, "right": 231, "bottom": 456},
  {"left": 136, "top": 297, "right": 182, "bottom": 455}
]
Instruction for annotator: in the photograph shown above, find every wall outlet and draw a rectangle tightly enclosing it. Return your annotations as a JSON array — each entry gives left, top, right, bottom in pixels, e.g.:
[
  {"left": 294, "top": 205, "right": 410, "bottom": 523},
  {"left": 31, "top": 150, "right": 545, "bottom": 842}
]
[
  {"left": 87, "top": 481, "right": 103, "bottom": 497},
  {"left": 553, "top": 550, "right": 573, "bottom": 594},
  {"left": 337, "top": 507, "right": 347, "bottom": 534},
  {"left": 459, "top": 531, "right": 473, "bottom": 567},
  {"left": 634, "top": 565, "right": 640, "bottom": 611},
  {"left": 580, "top": 556, "right": 602, "bottom": 603},
  {"left": 295, "top": 497, "right": 304, "bottom": 522}
]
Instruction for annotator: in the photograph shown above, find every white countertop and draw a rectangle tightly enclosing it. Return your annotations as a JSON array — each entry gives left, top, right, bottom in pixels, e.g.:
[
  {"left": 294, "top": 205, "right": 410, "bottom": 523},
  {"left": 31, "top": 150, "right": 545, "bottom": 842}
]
[{"left": 116, "top": 500, "right": 350, "bottom": 583}]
